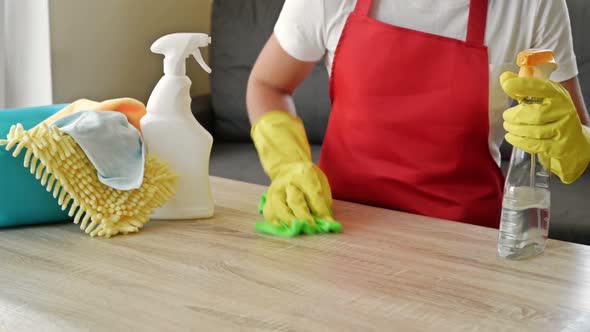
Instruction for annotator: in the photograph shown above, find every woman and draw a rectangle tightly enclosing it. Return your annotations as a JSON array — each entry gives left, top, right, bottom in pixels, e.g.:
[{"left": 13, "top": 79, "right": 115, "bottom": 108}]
[{"left": 246, "top": 0, "right": 590, "bottom": 236}]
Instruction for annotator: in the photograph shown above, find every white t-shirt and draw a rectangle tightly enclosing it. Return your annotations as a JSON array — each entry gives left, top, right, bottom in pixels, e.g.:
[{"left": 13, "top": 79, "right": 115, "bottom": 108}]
[{"left": 274, "top": 0, "right": 579, "bottom": 165}]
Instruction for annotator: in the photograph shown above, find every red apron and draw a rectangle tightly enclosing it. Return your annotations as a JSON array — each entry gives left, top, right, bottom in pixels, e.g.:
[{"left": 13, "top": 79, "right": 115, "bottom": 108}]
[{"left": 318, "top": 0, "right": 504, "bottom": 228}]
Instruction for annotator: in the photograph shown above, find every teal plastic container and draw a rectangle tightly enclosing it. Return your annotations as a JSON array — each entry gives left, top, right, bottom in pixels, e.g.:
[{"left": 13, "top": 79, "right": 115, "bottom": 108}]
[{"left": 0, "top": 104, "right": 73, "bottom": 228}]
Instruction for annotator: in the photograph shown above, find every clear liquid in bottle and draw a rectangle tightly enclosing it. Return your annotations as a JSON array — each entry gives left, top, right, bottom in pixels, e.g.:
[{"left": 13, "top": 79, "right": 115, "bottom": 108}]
[{"left": 498, "top": 186, "right": 550, "bottom": 260}]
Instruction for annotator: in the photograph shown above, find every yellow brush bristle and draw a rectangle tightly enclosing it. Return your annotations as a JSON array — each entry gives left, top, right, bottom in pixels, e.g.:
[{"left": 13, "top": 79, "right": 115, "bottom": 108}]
[{"left": 0, "top": 123, "right": 178, "bottom": 238}]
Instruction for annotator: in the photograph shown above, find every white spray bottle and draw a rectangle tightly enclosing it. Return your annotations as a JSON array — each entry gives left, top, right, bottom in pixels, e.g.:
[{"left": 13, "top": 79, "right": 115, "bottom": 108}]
[{"left": 141, "top": 33, "right": 214, "bottom": 220}]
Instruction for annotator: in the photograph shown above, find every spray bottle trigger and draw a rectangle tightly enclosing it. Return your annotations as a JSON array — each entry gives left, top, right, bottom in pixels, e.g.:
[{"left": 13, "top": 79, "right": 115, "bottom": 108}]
[{"left": 192, "top": 50, "right": 212, "bottom": 74}]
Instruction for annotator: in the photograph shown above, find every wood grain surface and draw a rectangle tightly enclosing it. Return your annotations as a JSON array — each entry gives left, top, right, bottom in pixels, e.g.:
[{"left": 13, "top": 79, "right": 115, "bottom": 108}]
[{"left": 1, "top": 176, "right": 589, "bottom": 332}]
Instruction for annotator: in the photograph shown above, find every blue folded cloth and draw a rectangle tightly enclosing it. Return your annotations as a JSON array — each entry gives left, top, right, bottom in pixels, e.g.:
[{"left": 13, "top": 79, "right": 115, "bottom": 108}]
[{"left": 52, "top": 110, "right": 145, "bottom": 191}]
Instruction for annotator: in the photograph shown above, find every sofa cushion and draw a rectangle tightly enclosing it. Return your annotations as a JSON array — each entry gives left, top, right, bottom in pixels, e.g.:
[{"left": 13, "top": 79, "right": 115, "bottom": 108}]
[
  {"left": 547, "top": 170, "right": 590, "bottom": 245},
  {"left": 210, "top": 0, "right": 331, "bottom": 144},
  {"left": 567, "top": 0, "right": 590, "bottom": 108},
  {"left": 210, "top": 142, "right": 590, "bottom": 244},
  {"left": 210, "top": 142, "right": 322, "bottom": 186},
  {"left": 207, "top": 0, "right": 590, "bottom": 245}
]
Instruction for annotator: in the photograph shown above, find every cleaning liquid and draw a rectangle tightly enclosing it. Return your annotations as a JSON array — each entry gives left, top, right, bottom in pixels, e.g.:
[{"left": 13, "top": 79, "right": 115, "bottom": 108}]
[
  {"left": 498, "top": 170, "right": 551, "bottom": 259},
  {"left": 141, "top": 33, "right": 214, "bottom": 220},
  {"left": 498, "top": 49, "right": 557, "bottom": 260}
]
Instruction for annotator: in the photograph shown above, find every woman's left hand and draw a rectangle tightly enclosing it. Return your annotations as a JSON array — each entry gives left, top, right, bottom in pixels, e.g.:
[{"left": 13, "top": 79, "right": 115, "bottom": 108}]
[{"left": 500, "top": 71, "right": 590, "bottom": 184}]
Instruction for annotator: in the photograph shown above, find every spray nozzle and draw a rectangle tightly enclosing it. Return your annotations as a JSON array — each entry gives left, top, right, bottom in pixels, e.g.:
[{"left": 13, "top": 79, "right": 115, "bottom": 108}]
[
  {"left": 516, "top": 49, "right": 558, "bottom": 104},
  {"left": 151, "top": 33, "right": 212, "bottom": 76},
  {"left": 516, "top": 49, "right": 557, "bottom": 79}
]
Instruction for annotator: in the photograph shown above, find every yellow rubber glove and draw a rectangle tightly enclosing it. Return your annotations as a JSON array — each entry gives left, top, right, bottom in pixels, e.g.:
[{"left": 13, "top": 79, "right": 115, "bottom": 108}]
[
  {"left": 250, "top": 111, "right": 341, "bottom": 237},
  {"left": 500, "top": 71, "right": 590, "bottom": 184}
]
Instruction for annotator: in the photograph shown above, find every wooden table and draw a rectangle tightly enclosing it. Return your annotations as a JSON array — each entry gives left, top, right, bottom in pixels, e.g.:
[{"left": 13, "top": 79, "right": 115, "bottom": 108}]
[{"left": 1, "top": 177, "right": 589, "bottom": 331}]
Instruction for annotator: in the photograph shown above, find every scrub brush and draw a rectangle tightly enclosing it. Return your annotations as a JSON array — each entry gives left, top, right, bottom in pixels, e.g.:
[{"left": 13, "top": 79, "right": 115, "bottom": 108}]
[{"left": 0, "top": 122, "right": 177, "bottom": 237}]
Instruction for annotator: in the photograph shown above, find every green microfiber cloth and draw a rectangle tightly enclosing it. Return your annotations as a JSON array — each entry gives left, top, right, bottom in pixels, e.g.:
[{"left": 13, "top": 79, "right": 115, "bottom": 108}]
[{"left": 254, "top": 193, "right": 343, "bottom": 237}]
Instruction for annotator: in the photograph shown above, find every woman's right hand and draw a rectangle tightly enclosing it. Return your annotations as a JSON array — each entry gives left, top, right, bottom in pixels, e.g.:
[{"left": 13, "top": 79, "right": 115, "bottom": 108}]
[
  {"left": 250, "top": 111, "right": 341, "bottom": 237},
  {"left": 246, "top": 34, "right": 342, "bottom": 236}
]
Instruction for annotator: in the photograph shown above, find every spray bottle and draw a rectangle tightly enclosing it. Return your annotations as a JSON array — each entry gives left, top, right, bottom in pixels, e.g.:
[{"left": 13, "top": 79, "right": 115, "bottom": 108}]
[
  {"left": 498, "top": 49, "right": 558, "bottom": 260},
  {"left": 141, "top": 33, "right": 214, "bottom": 220}
]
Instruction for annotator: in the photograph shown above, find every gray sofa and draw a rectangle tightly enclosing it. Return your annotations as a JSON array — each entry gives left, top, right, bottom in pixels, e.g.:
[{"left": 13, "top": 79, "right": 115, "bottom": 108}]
[{"left": 193, "top": 0, "right": 590, "bottom": 244}]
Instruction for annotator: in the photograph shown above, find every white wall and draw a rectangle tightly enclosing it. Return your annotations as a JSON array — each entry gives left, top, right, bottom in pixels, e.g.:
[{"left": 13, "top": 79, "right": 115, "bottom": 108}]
[
  {"left": 2, "top": 0, "right": 53, "bottom": 108},
  {"left": 0, "top": 0, "right": 211, "bottom": 108},
  {"left": 49, "top": 0, "right": 212, "bottom": 104}
]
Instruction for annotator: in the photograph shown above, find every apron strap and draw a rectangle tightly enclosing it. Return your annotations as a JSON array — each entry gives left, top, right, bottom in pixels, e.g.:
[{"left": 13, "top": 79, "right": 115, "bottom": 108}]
[
  {"left": 354, "top": 0, "right": 372, "bottom": 16},
  {"left": 466, "top": 0, "right": 489, "bottom": 46}
]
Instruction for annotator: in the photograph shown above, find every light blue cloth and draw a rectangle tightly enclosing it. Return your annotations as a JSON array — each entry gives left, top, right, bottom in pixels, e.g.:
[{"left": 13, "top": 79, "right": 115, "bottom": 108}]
[{"left": 52, "top": 110, "right": 145, "bottom": 191}]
